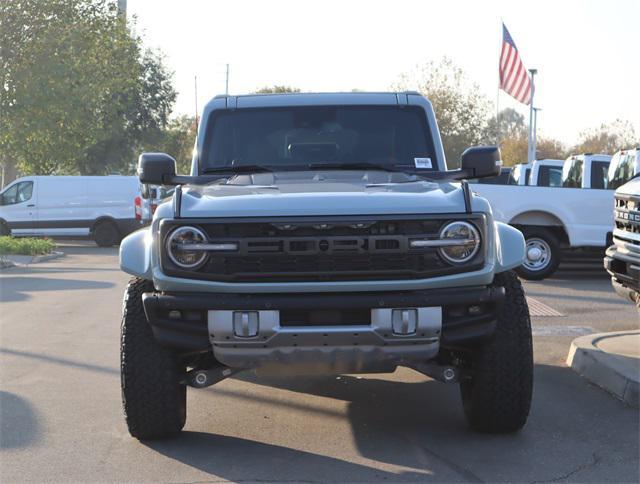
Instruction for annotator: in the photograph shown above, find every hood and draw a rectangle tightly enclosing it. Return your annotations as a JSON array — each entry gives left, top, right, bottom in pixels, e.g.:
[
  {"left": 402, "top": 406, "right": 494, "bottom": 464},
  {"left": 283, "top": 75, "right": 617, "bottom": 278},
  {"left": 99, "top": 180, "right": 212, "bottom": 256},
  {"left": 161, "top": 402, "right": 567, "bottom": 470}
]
[
  {"left": 176, "top": 170, "right": 469, "bottom": 218},
  {"left": 616, "top": 177, "right": 640, "bottom": 196}
]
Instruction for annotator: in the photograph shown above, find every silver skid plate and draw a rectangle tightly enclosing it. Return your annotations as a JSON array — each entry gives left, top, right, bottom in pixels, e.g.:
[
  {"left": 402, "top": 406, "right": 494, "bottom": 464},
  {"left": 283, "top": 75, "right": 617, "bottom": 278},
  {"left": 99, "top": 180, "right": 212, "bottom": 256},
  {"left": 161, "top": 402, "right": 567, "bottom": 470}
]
[{"left": 207, "top": 306, "right": 442, "bottom": 374}]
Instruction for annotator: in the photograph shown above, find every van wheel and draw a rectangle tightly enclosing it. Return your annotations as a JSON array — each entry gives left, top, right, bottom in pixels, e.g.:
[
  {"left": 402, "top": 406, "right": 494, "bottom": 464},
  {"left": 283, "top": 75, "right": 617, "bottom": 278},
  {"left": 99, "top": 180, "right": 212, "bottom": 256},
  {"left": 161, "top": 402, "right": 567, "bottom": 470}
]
[
  {"left": 459, "top": 271, "right": 533, "bottom": 433},
  {"left": 93, "top": 220, "right": 120, "bottom": 247},
  {"left": 121, "top": 278, "right": 186, "bottom": 440},
  {"left": 516, "top": 228, "right": 561, "bottom": 280},
  {"left": 0, "top": 222, "right": 9, "bottom": 237}
]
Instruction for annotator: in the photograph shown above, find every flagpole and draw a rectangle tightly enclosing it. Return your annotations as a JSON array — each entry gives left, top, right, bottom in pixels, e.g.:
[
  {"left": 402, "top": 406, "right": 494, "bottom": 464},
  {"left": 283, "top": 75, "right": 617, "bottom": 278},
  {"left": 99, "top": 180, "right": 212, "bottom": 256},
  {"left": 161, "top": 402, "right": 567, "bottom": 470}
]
[
  {"left": 496, "top": 89, "right": 500, "bottom": 146},
  {"left": 527, "top": 69, "right": 537, "bottom": 163},
  {"left": 496, "top": 18, "right": 503, "bottom": 147}
]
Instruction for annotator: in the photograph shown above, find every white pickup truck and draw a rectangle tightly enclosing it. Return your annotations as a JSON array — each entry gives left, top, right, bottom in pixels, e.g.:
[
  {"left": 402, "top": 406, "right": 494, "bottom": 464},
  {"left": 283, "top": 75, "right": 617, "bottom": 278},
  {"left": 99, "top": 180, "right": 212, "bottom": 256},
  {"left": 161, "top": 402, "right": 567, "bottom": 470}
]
[
  {"left": 482, "top": 159, "right": 563, "bottom": 187},
  {"left": 471, "top": 154, "right": 613, "bottom": 279},
  {"left": 530, "top": 159, "right": 564, "bottom": 187}
]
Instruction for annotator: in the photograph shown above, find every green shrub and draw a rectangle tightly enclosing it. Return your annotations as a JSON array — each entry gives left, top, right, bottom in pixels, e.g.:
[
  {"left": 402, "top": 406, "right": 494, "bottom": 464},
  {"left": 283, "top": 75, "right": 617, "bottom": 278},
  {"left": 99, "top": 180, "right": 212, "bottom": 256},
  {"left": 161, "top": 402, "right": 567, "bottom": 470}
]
[{"left": 0, "top": 236, "right": 56, "bottom": 256}]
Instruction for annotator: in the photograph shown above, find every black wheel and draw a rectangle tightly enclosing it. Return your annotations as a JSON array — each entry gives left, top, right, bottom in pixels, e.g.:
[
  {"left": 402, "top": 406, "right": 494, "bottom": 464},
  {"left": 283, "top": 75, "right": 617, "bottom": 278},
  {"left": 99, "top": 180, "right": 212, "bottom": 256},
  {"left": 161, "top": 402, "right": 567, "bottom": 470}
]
[
  {"left": 460, "top": 271, "right": 533, "bottom": 433},
  {"left": 93, "top": 220, "right": 120, "bottom": 247},
  {"left": 0, "top": 221, "right": 9, "bottom": 236},
  {"left": 121, "top": 277, "right": 186, "bottom": 440},
  {"left": 515, "top": 227, "right": 561, "bottom": 280}
]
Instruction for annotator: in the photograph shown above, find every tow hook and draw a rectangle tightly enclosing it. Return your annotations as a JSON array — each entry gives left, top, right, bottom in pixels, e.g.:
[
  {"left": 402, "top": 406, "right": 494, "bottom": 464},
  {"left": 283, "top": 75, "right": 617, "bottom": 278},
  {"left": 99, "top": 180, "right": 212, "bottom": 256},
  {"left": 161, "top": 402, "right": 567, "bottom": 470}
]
[{"left": 182, "top": 365, "right": 243, "bottom": 388}]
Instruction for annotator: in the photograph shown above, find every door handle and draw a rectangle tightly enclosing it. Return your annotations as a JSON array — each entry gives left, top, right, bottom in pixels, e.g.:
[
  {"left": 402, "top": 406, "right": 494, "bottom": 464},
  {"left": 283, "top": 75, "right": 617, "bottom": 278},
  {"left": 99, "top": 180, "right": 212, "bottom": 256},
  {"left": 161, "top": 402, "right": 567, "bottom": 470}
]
[{"left": 27, "top": 204, "right": 35, "bottom": 207}]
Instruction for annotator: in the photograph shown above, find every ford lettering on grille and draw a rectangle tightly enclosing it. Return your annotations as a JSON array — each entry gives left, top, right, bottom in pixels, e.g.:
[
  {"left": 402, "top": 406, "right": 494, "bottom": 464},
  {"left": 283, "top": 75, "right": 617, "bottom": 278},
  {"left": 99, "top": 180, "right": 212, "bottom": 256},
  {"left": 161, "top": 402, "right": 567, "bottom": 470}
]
[{"left": 239, "top": 236, "right": 407, "bottom": 256}]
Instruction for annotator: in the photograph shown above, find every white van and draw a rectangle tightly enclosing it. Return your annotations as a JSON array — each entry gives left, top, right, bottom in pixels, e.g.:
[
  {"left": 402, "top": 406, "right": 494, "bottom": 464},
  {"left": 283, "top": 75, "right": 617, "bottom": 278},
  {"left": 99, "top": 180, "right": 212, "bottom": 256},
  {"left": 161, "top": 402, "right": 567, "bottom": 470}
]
[
  {"left": 139, "top": 184, "right": 175, "bottom": 223},
  {"left": 0, "top": 176, "right": 145, "bottom": 246}
]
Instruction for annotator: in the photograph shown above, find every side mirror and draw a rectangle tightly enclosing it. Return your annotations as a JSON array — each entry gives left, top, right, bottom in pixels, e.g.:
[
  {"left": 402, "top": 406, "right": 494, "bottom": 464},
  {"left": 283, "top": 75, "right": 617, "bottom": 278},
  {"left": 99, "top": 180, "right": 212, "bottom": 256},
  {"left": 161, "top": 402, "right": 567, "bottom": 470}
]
[
  {"left": 460, "top": 146, "right": 502, "bottom": 179},
  {"left": 138, "top": 153, "right": 177, "bottom": 185}
]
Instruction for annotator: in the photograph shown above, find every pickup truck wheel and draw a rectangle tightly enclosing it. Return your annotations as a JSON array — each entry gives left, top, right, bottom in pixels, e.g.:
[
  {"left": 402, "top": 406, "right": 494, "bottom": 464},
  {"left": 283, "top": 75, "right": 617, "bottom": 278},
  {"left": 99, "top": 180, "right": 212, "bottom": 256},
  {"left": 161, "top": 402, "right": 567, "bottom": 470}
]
[
  {"left": 516, "top": 228, "right": 561, "bottom": 280},
  {"left": 459, "top": 271, "right": 533, "bottom": 433},
  {"left": 93, "top": 220, "right": 120, "bottom": 247},
  {"left": 121, "top": 277, "right": 186, "bottom": 440}
]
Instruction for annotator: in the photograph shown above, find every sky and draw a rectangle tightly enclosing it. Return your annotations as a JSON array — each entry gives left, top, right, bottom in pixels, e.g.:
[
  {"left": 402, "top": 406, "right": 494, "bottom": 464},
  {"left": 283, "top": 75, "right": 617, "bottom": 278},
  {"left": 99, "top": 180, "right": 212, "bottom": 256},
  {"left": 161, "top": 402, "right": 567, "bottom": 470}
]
[{"left": 127, "top": 0, "right": 640, "bottom": 146}]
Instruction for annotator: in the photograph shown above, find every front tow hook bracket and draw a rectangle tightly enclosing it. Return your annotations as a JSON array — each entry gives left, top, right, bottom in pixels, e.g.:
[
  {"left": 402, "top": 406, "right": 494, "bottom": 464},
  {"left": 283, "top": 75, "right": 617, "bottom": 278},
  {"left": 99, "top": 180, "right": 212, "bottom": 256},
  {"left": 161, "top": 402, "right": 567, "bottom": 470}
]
[
  {"left": 183, "top": 366, "right": 243, "bottom": 388},
  {"left": 405, "top": 362, "right": 460, "bottom": 384}
]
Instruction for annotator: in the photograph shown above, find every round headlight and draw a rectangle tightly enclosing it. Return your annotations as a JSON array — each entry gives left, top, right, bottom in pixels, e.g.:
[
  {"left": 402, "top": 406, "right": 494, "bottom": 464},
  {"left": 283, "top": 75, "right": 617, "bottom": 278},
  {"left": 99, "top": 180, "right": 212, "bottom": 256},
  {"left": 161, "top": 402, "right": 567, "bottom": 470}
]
[
  {"left": 438, "top": 221, "right": 481, "bottom": 264},
  {"left": 166, "top": 226, "right": 208, "bottom": 269}
]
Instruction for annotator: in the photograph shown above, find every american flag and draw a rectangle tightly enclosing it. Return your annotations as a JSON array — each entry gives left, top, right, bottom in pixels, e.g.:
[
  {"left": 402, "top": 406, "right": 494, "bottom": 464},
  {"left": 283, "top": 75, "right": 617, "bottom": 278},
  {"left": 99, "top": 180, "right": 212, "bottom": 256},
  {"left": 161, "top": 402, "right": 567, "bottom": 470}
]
[{"left": 499, "top": 23, "right": 532, "bottom": 105}]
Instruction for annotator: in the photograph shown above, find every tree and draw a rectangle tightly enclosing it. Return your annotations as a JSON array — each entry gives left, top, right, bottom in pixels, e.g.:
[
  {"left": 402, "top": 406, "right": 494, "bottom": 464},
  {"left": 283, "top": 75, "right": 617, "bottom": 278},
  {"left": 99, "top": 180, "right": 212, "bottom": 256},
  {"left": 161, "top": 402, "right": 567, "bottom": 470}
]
[
  {"left": 148, "top": 116, "right": 198, "bottom": 175},
  {"left": 536, "top": 137, "right": 567, "bottom": 160},
  {"left": 393, "top": 58, "right": 490, "bottom": 167},
  {"left": 0, "top": 0, "right": 176, "bottom": 182},
  {"left": 572, "top": 119, "right": 638, "bottom": 155},
  {"left": 484, "top": 108, "right": 527, "bottom": 143},
  {"left": 499, "top": 136, "right": 528, "bottom": 167},
  {"left": 253, "top": 85, "right": 301, "bottom": 94},
  {"left": 83, "top": 49, "right": 177, "bottom": 176}
]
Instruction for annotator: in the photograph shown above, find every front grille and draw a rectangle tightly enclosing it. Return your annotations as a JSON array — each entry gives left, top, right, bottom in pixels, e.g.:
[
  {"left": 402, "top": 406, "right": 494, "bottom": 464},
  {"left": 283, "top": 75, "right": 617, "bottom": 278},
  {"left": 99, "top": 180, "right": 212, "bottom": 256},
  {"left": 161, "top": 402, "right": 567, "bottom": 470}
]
[
  {"left": 160, "top": 215, "right": 485, "bottom": 282},
  {"left": 615, "top": 195, "right": 640, "bottom": 235},
  {"left": 204, "top": 252, "right": 453, "bottom": 282}
]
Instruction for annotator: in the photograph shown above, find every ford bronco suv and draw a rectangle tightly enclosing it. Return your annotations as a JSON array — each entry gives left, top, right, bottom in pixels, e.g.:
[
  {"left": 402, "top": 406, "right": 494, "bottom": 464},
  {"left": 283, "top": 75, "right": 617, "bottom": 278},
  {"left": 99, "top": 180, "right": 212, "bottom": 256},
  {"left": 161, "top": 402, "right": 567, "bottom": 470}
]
[{"left": 119, "top": 92, "right": 533, "bottom": 440}]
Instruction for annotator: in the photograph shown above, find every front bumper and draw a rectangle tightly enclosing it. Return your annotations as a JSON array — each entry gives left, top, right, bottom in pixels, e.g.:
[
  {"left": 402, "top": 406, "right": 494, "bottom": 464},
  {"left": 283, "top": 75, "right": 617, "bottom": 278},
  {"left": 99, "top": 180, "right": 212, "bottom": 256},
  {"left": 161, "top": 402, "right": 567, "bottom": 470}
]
[
  {"left": 142, "top": 285, "right": 504, "bottom": 373},
  {"left": 604, "top": 244, "right": 640, "bottom": 303}
]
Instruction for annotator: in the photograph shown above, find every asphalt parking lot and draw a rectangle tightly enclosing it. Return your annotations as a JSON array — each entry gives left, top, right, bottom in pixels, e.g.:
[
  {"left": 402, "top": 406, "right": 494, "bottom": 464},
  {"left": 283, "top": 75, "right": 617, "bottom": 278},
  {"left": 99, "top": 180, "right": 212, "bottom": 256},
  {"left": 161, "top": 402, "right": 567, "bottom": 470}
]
[{"left": 1, "top": 242, "right": 638, "bottom": 483}]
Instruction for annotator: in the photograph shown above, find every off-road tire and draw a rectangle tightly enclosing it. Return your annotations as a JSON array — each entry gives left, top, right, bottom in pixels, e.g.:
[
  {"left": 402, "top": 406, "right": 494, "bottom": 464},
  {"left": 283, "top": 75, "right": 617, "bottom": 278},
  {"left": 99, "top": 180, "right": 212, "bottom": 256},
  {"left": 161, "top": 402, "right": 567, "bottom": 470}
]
[
  {"left": 516, "top": 227, "right": 561, "bottom": 281},
  {"left": 93, "top": 220, "right": 120, "bottom": 247},
  {"left": 121, "top": 277, "right": 186, "bottom": 440},
  {"left": 459, "top": 271, "right": 533, "bottom": 433}
]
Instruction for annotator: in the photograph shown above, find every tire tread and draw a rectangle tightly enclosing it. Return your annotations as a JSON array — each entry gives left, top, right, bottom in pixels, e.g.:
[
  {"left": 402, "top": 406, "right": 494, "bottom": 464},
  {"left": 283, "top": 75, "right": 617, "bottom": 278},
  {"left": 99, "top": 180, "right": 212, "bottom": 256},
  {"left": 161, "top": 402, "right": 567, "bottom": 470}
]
[
  {"left": 120, "top": 277, "right": 186, "bottom": 440},
  {"left": 460, "top": 271, "right": 533, "bottom": 433}
]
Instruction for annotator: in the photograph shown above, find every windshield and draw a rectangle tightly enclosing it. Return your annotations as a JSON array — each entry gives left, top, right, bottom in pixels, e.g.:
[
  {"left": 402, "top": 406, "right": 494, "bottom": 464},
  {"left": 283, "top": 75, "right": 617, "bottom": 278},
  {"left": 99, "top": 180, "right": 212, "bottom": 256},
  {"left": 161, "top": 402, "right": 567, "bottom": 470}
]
[
  {"left": 608, "top": 152, "right": 637, "bottom": 190},
  {"left": 562, "top": 158, "right": 583, "bottom": 188},
  {"left": 201, "top": 105, "right": 436, "bottom": 173},
  {"left": 537, "top": 166, "right": 563, "bottom": 187}
]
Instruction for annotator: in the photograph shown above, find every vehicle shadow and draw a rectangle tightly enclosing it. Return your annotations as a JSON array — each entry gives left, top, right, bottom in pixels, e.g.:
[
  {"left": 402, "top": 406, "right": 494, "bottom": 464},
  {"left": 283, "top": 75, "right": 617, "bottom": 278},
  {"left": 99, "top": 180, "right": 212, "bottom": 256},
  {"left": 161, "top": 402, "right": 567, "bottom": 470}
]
[
  {"left": 0, "top": 391, "right": 41, "bottom": 449},
  {"left": 6, "top": 266, "right": 123, "bottom": 274},
  {"left": 546, "top": 261, "right": 611, "bottom": 281},
  {"left": 0, "top": 347, "right": 118, "bottom": 376},
  {"left": 0, "top": 276, "right": 115, "bottom": 303},
  {"left": 147, "top": 432, "right": 432, "bottom": 482},
  {"left": 148, "top": 363, "right": 637, "bottom": 482}
]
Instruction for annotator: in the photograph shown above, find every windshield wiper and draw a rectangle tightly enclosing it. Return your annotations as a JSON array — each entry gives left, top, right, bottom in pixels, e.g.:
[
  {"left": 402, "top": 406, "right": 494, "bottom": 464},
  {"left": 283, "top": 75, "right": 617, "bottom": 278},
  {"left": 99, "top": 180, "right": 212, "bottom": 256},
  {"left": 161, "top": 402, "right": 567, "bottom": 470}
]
[{"left": 202, "top": 164, "right": 273, "bottom": 174}]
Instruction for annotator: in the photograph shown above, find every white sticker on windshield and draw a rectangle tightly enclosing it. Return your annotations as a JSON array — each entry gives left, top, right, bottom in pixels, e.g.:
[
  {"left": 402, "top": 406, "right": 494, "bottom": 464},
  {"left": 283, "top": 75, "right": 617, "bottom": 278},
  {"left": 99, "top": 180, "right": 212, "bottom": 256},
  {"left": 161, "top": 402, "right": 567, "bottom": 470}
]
[{"left": 414, "top": 157, "right": 432, "bottom": 169}]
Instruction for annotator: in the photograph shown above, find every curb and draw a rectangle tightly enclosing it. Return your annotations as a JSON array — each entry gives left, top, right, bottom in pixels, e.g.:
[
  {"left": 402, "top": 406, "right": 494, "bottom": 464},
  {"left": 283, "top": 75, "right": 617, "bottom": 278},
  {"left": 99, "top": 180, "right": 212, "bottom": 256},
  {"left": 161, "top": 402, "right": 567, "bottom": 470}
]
[
  {"left": 0, "top": 251, "right": 64, "bottom": 268},
  {"left": 567, "top": 330, "right": 639, "bottom": 407}
]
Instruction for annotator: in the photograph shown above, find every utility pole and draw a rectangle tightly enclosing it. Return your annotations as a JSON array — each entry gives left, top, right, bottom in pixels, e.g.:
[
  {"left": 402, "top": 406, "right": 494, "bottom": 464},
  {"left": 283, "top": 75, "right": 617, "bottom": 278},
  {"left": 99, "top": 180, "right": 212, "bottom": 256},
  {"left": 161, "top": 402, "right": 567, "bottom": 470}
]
[
  {"left": 527, "top": 68, "right": 538, "bottom": 163},
  {"left": 225, "top": 64, "right": 230, "bottom": 95}
]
